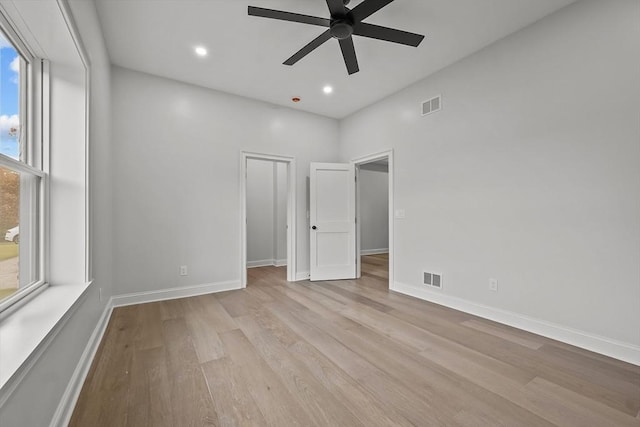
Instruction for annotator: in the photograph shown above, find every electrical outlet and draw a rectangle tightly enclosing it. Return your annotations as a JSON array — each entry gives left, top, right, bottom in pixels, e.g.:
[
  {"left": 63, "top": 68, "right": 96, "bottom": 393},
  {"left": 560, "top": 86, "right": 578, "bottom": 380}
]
[
  {"left": 180, "top": 265, "right": 188, "bottom": 276},
  {"left": 489, "top": 278, "right": 498, "bottom": 292}
]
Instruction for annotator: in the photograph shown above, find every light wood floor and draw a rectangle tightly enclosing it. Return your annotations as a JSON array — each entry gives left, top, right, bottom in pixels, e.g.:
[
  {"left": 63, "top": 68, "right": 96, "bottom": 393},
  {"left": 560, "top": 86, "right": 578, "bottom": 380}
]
[{"left": 70, "top": 254, "right": 640, "bottom": 426}]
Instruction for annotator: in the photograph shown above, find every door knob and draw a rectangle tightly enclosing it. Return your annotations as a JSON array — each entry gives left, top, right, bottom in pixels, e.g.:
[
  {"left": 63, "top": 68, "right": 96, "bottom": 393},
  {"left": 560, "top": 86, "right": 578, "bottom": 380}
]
[{"left": 312, "top": 226, "right": 317, "bottom": 230}]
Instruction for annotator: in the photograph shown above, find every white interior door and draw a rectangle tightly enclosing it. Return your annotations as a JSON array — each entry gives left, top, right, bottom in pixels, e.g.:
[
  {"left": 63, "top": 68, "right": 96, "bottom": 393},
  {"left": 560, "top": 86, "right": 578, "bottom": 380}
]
[{"left": 310, "top": 163, "right": 356, "bottom": 281}]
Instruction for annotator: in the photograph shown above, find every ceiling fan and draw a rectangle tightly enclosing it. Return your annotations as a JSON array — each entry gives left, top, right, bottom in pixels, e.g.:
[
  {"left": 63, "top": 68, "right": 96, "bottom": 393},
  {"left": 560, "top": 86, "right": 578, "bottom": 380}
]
[{"left": 248, "top": 0, "right": 425, "bottom": 75}]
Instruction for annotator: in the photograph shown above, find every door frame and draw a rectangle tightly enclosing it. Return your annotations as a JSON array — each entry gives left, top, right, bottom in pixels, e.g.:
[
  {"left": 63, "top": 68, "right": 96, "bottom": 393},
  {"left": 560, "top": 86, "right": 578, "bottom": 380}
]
[
  {"left": 351, "top": 149, "right": 394, "bottom": 288},
  {"left": 240, "top": 151, "right": 297, "bottom": 287}
]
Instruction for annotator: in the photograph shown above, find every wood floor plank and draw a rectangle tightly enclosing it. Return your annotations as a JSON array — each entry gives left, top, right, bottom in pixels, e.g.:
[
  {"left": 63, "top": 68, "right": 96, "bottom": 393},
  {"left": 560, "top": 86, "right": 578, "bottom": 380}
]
[
  {"left": 71, "top": 256, "right": 640, "bottom": 426},
  {"left": 125, "top": 346, "right": 174, "bottom": 427},
  {"left": 267, "top": 303, "right": 457, "bottom": 426},
  {"left": 264, "top": 281, "right": 361, "bottom": 330},
  {"left": 243, "top": 284, "right": 275, "bottom": 303},
  {"left": 461, "top": 319, "right": 544, "bottom": 350},
  {"left": 286, "top": 338, "right": 413, "bottom": 427},
  {"left": 520, "top": 377, "right": 640, "bottom": 427},
  {"left": 159, "top": 298, "right": 185, "bottom": 320},
  {"left": 144, "top": 346, "right": 174, "bottom": 427},
  {"left": 420, "top": 319, "right": 640, "bottom": 417},
  {"left": 536, "top": 341, "right": 640, "bottom": 395},
  {"left": 162, "top": 318, "right": 219, "bottom": 426},
  {"left": 235, "top": 314, "right": 366, "bottom": 426},
  {"left": 320, "top": 280, "right": 394, "bottom": 312},
  {"left": 218, "top": 329, "right": 315, "bottom": 426},
  {"left": 287, "top": 296, "right": 549, "bottom": 426},
  {"left": 196, "top": 294, "right": 240, "bottom": 332},
  {"left": 125, "top": 347, "right": 153, "bottom": 426},
  {"left": 418, "top": 343, "right": 640, "bottom": 426},
  {"left": 201, "top": 357, "right": 267, "bottom": 427},
  {"left": 249, "top": 306, "right": 302, "bottom": 348},
  {"left": 377, "top": 293, "right": 640, "bottom": 416},
  {"left": 544, "top": 338, "right": 640, "bottom": 375},
  {"left": 183, "top": 294, "right": 237, "bottom": 363},
  {"left": 134, "top": 302, "right": 164, "bottom": 350},
  {"left": 216, "top": 289, "right": 263, "bottom": 318}
]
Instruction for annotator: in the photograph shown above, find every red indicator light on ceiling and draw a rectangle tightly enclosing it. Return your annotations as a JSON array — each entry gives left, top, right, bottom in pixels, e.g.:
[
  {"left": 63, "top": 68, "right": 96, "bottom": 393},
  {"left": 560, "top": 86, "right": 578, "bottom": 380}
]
[{"left": 291, "top": 97, "right": 301, "bottom": 102}]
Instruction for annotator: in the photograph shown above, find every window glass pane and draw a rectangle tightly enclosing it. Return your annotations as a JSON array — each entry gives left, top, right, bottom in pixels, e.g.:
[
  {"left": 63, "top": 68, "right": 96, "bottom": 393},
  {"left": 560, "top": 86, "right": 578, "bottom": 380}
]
[
  {"left": 0, "top": 30, "right": 22, "bottom": 161},
  {"left": 0, "top": 165, "right": 39, "bottom": 302}
]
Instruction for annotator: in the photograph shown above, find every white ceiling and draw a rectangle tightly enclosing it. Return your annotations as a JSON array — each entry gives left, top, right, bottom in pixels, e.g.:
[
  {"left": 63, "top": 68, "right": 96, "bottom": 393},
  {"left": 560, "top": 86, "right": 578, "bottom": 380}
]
[{"left": 95, "top": 0, "right": 576, "bottom": 119}]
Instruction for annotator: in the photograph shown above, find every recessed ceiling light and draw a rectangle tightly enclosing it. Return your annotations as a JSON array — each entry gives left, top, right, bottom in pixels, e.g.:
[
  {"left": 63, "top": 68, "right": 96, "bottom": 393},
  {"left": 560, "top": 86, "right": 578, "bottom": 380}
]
[
  {"left": 194, "top": 46, "right": 208, "bottom": 57},
  {"left": 323, "top": 85, "right": 333, "bottom": 94}
]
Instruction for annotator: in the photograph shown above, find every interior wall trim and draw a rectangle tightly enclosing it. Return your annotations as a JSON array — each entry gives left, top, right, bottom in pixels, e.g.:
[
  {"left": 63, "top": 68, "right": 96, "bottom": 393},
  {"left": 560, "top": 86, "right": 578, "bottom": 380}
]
[
  {"left": 247, "top": 259, "right": 289, "bottom": 268},
  {"left": 392, "top": 281, "right": 640, "bottom": 366},
  {"left": 50, "top": 298, "right": 113, "bottom": 427},
  {"left": 360, "top": 248, "right": 389, "bottom": 256},
  {"left": 111, "top": 280, "right": 241, "bottom": 308}
]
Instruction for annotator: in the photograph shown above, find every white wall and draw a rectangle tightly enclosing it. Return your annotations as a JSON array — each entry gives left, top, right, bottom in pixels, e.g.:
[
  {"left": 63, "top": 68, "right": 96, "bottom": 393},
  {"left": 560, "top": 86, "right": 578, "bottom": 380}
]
[
  {"left": 247, "top": 159, "right": 274, "bottom": 265},
  {"left": 359, "top": 165, "right": 389, "bottom": 253},
  {"left": 0, "top": 0, "right": 112, "bottom": 425},
  {"left": 112, "top": 67, "right": 339, "bottom": 294},
  {"left": 339, "top": 0, "right": 640, "bottom": 349},
  {"left": 48, "top": 61, "right": 86, "bottom": 285}
]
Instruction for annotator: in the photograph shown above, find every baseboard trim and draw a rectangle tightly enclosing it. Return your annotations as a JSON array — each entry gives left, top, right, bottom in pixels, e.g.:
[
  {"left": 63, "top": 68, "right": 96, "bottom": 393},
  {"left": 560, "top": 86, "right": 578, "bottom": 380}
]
[
  {"left": 392, "top": 281, "right": 640, "bottom": 366},
  {"left": 295, "top": 271, "right": 310, "bottom": 281},
  {"left": 247, "top": 259, "right": 288, "bottom": 268},
  {"left": 112, "top": 280, "right": 241, "bottom": 307},
  {"left": 247, "top": 259, "right": 274, "bottom": 268},
  {"left": 50, "top": 298, "right": 114, "bottom": 427},
  {"left": 361, "top": 248, "right": 389, "bottom": 256}
]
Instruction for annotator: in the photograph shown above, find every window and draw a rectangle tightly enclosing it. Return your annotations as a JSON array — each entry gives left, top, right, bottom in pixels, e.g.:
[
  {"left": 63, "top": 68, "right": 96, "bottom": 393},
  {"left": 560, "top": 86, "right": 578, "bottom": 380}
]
[{"left": 0, "top": 18, "right": 45, "bottom": 311}]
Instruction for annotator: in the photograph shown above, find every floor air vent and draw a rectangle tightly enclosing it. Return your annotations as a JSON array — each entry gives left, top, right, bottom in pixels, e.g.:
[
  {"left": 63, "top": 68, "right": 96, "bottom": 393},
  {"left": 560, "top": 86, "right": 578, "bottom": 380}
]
[
  {"left": 423, "top": 271, "right": 442, "bottom": 289},
  {"left": 421, "top": 95, "right": 442, "bottom": 116}
]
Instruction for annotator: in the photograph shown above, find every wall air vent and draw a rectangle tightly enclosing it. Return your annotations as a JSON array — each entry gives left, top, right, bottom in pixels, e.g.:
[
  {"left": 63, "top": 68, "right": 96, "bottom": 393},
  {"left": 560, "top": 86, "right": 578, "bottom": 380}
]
[
  {"left": 421, "top": 95, "right": 442, "bottom": 116},
  {"left": 423, "top": 271, "right": 442, "bottom": 289}
]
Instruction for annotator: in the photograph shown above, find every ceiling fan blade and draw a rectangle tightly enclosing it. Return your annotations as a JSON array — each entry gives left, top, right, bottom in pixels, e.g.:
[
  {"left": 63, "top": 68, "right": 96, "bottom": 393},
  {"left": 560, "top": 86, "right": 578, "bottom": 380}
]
[
  {"left": 348, "top": 0, "right": 394, "bottom": 22},
  {"left": 339, "top": 36, "right": 359, "bottom": 75},
  {"left": 248, "top": 6, "right": 330, "bottom": 27},
  {"left": 325, "top": 0, "right": 346, "bottom": 17},
  {"left": 284, "top": 30, "right": 332, "bottom": 66},
  {"left": 353, "top": 22, "right": 424, "bottom": 47}
]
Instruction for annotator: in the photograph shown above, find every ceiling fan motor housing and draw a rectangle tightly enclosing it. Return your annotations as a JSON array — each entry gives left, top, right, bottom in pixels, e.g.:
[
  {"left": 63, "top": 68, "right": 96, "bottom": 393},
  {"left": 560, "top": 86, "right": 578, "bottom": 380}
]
[{"left": 330, "top": 18, "right": 354, "bottom": 39}]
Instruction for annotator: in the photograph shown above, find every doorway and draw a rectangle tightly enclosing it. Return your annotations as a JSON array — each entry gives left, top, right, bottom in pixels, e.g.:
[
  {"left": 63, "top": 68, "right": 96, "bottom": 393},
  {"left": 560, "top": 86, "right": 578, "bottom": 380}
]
[
  {"left": 240, "top": 152, "right": 296, "bottom": 287},
  {"left": 353, "top": 150, "right": 393, "bottom": 289}
]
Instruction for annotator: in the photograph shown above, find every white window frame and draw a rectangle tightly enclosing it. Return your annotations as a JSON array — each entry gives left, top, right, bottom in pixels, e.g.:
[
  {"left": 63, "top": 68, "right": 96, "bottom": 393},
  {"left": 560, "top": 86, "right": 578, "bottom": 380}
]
[{"left": 0, "top": 13, "right": 48, "bottom": 315}]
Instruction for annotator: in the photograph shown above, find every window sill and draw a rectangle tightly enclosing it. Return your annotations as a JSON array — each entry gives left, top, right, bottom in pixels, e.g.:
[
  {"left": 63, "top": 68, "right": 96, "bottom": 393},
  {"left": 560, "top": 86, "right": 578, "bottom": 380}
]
[{"left": 0, "top": 280, "right": 93, "bottom": 407}]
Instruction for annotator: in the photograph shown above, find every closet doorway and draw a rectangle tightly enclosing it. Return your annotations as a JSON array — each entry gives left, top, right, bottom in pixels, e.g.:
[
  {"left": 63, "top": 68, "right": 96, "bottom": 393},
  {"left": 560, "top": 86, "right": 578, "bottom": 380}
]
[
  {"left": 240, "top": 152, "right": 296, "bottom": 287},
  {"left": 353, "top": 150, "right": 394, "bottom": 288}
]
